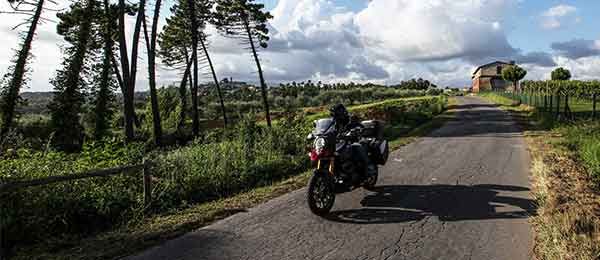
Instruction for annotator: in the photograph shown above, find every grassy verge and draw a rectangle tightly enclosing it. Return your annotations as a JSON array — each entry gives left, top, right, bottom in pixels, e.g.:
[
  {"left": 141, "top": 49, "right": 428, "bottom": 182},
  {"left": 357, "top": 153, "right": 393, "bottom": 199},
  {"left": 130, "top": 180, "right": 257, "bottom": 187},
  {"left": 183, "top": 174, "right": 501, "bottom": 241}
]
[
  {"left": 15, "top": 97, "right": 456, "bottom": 260},
  {"left": 478, "top": 92, "right": 600, "bottom": 260},
  {"left": 16, "top": 172, "right": 312, "bottom": 260}
]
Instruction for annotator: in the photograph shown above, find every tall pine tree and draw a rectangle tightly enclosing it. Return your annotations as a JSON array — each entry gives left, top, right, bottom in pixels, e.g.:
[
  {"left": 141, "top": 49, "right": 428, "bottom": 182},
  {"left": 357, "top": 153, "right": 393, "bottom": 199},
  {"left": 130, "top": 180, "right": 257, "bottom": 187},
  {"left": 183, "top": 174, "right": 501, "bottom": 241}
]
[
  {"left": 0, "top": 0, "right": 46, "bottom": 141},
  {"left": 49, "top": 0, "right": 97, "bottom": 152},
  {"left": 214, "top": 0, "right": 273, "bottom": 127}
]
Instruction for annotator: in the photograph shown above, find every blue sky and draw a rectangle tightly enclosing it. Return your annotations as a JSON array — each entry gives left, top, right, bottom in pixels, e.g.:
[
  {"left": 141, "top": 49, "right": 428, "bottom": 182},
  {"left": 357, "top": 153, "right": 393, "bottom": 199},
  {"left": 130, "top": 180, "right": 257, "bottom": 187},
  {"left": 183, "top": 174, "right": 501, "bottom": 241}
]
[
  {"left": 508, "top": 0, "right": 600, "bottom": 53},
  {"left": 1, "top": 0, "right": 600, "bottom": 91}
]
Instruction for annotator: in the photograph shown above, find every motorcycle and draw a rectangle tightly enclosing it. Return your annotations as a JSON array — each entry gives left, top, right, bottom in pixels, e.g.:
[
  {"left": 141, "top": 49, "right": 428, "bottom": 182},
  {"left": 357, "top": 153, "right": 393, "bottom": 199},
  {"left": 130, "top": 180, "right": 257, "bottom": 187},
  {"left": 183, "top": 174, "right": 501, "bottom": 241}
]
[{"left": 306, "top": 111, "right": 389, "bottom": 216}]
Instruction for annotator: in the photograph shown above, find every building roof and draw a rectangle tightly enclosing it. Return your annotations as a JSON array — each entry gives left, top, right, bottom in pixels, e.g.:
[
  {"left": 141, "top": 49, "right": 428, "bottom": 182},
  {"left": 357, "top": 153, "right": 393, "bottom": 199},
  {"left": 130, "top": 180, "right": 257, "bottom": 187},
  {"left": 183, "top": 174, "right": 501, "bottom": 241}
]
[{"left": 472, "top": 61, "right": 512, "bottom": 76}]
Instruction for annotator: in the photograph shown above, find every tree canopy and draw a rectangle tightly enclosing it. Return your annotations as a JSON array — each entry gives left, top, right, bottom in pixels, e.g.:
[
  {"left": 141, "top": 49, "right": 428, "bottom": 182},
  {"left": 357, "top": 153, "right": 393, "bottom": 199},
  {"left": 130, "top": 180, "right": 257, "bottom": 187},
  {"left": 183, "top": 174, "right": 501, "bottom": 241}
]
[
  {"left": 502, "top": 65, "right": 527, "bottom": 91},
  {"left": 551, "top": 67, "right": 572, "bottom": 81}
]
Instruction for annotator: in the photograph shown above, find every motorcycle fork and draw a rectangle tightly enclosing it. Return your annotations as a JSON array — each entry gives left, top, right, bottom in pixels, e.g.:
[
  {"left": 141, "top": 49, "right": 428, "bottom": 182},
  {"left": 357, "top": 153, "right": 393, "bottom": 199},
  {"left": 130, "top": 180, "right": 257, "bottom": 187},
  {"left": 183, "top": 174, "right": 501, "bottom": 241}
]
[{"left": 317, "top": 158, "right": 335, "bottom": 176}]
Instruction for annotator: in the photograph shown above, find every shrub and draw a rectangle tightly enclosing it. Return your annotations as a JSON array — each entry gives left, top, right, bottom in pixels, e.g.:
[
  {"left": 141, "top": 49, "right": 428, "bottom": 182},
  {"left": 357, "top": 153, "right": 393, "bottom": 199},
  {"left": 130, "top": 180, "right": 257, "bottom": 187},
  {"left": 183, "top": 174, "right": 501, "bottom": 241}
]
[
  {"left": 0, "top": 140, "right": 144, "bottom": 246},
  {"left": 1, "top": 96, "right": 447, "bottom": 250}
]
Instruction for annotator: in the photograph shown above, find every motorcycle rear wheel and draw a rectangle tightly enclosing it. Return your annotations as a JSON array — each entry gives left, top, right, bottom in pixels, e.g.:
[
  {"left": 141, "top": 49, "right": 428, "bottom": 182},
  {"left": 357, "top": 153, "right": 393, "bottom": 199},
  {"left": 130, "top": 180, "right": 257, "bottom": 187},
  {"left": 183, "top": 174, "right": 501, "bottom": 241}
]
[{"left": 307, "top": 172, "right": 335, "bottom": 216}]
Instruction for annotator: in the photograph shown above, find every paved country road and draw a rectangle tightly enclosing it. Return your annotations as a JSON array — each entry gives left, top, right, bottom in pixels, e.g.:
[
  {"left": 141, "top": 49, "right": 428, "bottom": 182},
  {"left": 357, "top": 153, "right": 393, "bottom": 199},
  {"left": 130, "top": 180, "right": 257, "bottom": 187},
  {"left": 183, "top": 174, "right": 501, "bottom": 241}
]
[{"left": 129, "top": 96, "right": 534, "bottom": 260}]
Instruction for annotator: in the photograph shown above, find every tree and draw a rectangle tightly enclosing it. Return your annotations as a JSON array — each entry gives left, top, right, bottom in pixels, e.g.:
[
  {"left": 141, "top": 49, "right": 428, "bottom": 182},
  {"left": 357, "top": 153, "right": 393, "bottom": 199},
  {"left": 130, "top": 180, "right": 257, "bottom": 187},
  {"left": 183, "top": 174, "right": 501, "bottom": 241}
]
[
  {"left": 502, "top": 65, "right": 527, "bottom": 92},
  {"left": 159, "top": 0, "right": 228, "bottom": 134},
  {"left": 142, "top": 0, "right": 163, "bottom": 145},
  {"left": 115, "top": 0, "right": 145, "bottom": 142},
  {"left": 158, "top": 2, "right": 192, "bottom": 134},
  {"left": 91, "top": 0, "right": 119, "bottom": 140},
  {"left": 214, "top": 0, "right": 273, "bottom": 127},
  {"left": 185, "top": 0, "right": 201, "bottom": 136},
  {"left": 197, "top": 0, "right": 228, "bottom": 128},
  {"left": 550, "top": 68, "right": 573, "bottom": 117},
  {"left": 0, "top": 0, "right": 47, "bottom": 141},
  {"left": 49, "top": 0, "right": 96, "bottom": 152},
  {"left": 551, "top": 67, "right": 571, "bottom": 81}
]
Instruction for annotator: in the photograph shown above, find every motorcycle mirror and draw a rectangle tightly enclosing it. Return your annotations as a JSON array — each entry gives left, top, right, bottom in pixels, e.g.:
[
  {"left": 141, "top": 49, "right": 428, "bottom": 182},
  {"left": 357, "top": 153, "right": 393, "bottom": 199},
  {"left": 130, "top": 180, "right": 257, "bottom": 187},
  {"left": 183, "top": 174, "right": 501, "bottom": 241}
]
[{"left": 307, "top": 133, "right": 315, "bottom": 140}]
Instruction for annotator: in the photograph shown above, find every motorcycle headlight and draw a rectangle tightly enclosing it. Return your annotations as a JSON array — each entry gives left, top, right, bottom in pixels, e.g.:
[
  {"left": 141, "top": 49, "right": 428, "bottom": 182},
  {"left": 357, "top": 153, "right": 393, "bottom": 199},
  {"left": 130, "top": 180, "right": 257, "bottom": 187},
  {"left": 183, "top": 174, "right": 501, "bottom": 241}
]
[{"left": 314, "top": 137, "right": 326, "bottom": 153}]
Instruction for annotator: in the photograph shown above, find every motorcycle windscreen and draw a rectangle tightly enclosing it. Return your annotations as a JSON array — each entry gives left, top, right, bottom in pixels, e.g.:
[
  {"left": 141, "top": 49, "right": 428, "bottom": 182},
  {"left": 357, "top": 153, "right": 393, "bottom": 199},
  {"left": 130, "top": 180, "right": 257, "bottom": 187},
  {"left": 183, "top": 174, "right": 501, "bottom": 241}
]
[{"left": 313, "top": 118, "right": 336, "bottom": 135}]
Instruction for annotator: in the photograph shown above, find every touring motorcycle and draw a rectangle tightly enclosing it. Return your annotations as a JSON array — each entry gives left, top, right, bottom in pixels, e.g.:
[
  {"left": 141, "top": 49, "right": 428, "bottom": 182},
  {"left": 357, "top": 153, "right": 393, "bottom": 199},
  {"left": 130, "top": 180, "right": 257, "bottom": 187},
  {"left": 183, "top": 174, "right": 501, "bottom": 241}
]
[{"left": 306, "top": 105, "right": 389, "bottom": 215}]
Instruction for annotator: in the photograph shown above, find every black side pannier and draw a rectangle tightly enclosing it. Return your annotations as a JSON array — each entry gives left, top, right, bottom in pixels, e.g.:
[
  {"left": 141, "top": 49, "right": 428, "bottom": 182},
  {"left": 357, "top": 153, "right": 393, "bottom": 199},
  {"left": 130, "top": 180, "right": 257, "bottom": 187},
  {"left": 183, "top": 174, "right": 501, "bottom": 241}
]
[
  {"left": 369, "top": 139, "right": 389, "bottom": 165},
  {"left": 361, "top": 120, "right": 384, "bottom": 139}
]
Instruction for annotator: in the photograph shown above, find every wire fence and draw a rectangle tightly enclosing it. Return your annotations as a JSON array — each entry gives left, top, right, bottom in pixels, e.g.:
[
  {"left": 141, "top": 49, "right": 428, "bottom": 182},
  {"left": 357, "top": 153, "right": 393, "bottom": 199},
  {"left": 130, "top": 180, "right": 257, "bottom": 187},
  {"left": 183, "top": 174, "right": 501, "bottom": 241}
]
[{"left": 486, "top": 80, "right": 599, "bottom": 121}]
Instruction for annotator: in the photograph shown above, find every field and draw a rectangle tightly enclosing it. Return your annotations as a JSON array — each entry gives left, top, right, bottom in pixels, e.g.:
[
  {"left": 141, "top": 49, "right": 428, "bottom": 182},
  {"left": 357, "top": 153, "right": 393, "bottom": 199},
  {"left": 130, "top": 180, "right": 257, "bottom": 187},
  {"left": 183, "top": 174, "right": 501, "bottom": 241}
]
[{"left": 1, "top": 95, "right": 448, "bottom": 259}]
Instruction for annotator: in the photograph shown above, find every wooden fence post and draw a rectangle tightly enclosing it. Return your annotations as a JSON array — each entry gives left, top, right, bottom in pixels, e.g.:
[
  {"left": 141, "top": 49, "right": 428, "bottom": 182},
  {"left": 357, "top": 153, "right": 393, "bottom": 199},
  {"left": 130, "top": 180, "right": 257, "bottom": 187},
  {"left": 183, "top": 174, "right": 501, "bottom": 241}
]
[{"left": 143, "top": 159, "right": 152, "bottom": 211}]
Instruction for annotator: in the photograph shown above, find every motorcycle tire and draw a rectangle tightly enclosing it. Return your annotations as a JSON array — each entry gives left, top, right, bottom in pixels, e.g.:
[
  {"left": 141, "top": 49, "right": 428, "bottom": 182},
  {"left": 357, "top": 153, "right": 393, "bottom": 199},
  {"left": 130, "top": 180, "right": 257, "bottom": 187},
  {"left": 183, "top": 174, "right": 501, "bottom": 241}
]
[{"left": 307, "top": 172, "right": 335, "bottom": 216}]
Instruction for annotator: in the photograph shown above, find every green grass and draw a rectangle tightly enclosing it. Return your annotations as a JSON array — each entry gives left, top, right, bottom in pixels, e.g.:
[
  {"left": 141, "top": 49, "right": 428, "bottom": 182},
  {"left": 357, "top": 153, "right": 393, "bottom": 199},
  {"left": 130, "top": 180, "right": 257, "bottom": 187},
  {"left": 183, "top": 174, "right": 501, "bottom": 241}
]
[{"left": 10, "top": 96, "right": 454, "bottom": 260}]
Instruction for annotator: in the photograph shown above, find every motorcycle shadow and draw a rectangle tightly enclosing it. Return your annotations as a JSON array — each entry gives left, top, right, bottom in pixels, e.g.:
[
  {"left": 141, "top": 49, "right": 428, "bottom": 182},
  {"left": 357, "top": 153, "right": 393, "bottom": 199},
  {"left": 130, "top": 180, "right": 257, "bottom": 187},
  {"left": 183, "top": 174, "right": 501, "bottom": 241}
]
[{"left": 324, "top": 184, "right": 535, "bottom": 224}]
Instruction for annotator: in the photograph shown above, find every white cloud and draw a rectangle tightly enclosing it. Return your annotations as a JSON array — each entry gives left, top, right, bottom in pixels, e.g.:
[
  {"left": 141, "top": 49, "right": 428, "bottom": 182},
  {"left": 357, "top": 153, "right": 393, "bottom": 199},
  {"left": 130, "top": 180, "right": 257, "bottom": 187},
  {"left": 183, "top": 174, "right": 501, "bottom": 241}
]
[
  {"left": 0, "top": 0, "right": 594, "bottom": 92},
  {"left": 355, "top": 0, "right": 517, "bottom": 63},
  {"left": 540, "top": 4, "right": 578, "bottom": 30}
]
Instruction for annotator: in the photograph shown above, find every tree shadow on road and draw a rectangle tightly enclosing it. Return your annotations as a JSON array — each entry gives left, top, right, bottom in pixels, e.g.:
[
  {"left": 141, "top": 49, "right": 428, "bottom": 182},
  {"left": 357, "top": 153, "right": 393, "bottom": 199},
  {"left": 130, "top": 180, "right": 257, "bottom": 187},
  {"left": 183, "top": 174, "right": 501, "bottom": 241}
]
[
  {"left": 325, "top": 184, "right": 535, "bottom": 224},
  {"left": 427, "top": 103, "right": 527, "bottom": 138}
]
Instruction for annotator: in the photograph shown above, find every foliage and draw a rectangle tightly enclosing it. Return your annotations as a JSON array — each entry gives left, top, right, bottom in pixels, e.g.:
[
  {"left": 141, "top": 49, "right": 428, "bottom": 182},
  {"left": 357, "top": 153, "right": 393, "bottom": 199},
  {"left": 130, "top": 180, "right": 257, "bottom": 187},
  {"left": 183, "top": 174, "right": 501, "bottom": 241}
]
[
  {"left": 501, "top": 65, "right": 527, "bottom": 89},
  {"left": 1, "top": 96, "right": 446, "bottom": 250},
  {"left": 90, "top": 0, "right": 119, "bottom": 140},
  {"left": 213, "top": 0, "right": 274, "bottom": 126},
  {"left": 142, "top": 87, "right": 183, "bottom": 135},
  {"left": 213, "top": 0, "right": 272, "bottom": 48},
  {"left": 0, "top": 140, "right": 145, "bottom": 248},
  {"left": 551, "top": 67, "right": 572, "bottom": 81},
  {"left": 560, "top": 121, "right": 600, "bottom": 179},
  {"left": 521, "top": 80, "right": 600, "bottom": 98},
  {"left": 49, "top": 0, "right": 97, "bottom": 152},
  {"left": 0, "top": 0, "right": 45, "bottom": 140}
]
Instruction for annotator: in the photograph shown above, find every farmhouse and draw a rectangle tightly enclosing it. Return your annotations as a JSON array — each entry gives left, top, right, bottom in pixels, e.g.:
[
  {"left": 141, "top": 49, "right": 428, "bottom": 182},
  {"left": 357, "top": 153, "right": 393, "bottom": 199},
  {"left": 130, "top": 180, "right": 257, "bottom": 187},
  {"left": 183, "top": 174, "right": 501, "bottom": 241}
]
[{"left": 471, "top": 61, "right": 515, "bottom": 92}]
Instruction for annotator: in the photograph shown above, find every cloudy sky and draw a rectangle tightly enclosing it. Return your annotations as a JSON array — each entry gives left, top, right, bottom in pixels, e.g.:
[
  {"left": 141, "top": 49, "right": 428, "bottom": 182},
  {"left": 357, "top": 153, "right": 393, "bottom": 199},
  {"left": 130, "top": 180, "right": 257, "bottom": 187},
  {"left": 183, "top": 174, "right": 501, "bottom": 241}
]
[{"left": 1, "top": 0, "right": 600, "bottom": 92}]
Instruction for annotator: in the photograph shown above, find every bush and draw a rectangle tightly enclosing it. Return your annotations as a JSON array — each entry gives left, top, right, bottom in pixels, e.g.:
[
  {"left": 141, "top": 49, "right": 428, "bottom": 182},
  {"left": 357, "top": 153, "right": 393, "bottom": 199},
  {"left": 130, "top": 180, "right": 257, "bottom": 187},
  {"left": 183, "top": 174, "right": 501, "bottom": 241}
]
[
  {"left": 0, "top": 140, "right": 144, "bottom": 246},
  {"left": 1, "top": 96, "right": 447, "bottom": 250},
  {"left": 150, "top": 114, "right": 310, "bottom": 209}
]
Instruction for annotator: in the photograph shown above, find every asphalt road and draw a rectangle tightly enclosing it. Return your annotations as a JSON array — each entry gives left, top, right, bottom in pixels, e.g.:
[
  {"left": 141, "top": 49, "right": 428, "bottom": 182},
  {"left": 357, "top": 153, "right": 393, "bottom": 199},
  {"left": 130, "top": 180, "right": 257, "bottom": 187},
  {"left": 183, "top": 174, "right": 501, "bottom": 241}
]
[{"left": 129, "top": 96, "right": 534, "bottom": 260}]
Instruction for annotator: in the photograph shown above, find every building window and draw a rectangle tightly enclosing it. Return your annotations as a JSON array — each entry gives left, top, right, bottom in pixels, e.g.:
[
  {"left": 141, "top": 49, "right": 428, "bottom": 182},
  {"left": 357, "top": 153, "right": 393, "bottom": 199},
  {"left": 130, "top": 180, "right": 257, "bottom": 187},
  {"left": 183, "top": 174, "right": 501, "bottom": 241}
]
[{"left": 497, "top": 66, "right": 502, "bottom": 75}]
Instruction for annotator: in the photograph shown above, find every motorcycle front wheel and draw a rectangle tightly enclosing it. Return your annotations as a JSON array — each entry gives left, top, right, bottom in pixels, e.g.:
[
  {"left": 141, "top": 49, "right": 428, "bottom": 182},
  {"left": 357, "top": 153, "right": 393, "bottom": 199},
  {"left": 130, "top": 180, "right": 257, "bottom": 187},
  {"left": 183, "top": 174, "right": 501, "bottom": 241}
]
[{"left": 307, "top": 172, "right": 335, "bottom": 216}]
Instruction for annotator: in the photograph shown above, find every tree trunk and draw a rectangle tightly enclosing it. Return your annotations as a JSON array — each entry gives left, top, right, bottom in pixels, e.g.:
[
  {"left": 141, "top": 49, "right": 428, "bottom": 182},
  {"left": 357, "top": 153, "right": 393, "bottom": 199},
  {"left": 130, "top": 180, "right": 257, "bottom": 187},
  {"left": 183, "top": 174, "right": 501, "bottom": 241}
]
[
  {"left": 0, "top": 0, "right": 45, "bottom": 141},
  {"left": 117, "top": 0, "right": 133, "bottom": 141},
  {"left": 117, "top": 0, "right": 145, "bottom": 142},
  {"left": 186, "top": 0, "right": 200, "bottom": 136},
  {"left": 143, "top": 0, "right": 163, "bottom": 146},
  {"left": 199, "top": 37, "right": 228, "bottom": 127},
  {"left": 244, "top": 18, "right": 271, "bottom": 127},
  {"left": 178, "top": 53, "right": 193, "bottom": 132}
]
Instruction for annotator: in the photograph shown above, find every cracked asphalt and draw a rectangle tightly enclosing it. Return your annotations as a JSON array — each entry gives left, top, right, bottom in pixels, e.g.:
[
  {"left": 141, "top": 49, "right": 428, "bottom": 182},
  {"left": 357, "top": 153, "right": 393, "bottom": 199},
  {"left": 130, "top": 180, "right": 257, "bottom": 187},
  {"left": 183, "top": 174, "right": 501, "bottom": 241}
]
[{"left": 129, "top": 96, "right": 534, "bottom": 260}]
